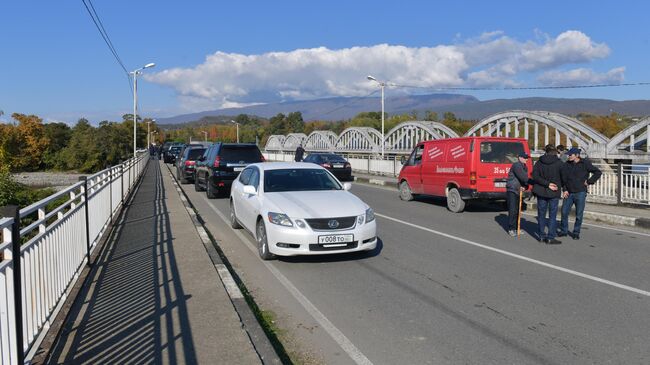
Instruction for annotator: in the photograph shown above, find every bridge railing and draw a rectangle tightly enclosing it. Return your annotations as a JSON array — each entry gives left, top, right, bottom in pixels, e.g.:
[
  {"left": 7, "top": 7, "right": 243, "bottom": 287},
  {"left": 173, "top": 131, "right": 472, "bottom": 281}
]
[
  {"left": 263, "top": 152, "right": 650, "bottom": 206},
  {"left": 0, "top": 152, "right": 149, "bottom": 364}
]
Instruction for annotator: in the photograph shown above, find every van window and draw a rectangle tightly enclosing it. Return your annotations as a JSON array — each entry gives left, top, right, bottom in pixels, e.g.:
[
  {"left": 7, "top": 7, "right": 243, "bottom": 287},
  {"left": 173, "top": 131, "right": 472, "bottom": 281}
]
[
  {"left": 407, "top": 145, "right": 424, "bottom": 166},
  {"left": 426, "top": 144, "right": 445, "bottom": 162},
  {"left": 480, "top": 142, "right": 525, "bottom": 164}
]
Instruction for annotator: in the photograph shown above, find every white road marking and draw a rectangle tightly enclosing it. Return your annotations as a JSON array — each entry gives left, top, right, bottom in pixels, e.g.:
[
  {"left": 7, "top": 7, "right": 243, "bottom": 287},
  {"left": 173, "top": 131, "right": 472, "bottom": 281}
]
[
  {"left": 215, "top": 264, "right": 244, "bottom": 299},
  {"left": 205, "top": 199, "right": 374, "bottom": 365},
  {"left": 376, "top": 213, "right": 650, "bottom": 298}
]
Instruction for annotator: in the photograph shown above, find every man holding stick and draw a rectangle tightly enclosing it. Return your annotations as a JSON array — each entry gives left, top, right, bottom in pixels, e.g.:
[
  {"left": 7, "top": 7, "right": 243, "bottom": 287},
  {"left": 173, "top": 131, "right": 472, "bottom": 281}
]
[{"left": 506, "top": 152, "right": 530, "bottom": 237}]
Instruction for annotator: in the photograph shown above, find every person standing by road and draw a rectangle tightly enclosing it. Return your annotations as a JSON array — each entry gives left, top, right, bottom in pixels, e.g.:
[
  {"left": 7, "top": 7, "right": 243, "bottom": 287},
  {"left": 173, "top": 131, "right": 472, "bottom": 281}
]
[
  {"left": 532, "top": 144, "right": 564, "bottom": 244},
  {"left": 294, "top": 144, "right": 305, "bottom": 162},
  {"left": 505, "top": 152, "right": 530, "bottom": 236},
  {"left": 559, "top": 148, "right": 602, "bottom": 240}
]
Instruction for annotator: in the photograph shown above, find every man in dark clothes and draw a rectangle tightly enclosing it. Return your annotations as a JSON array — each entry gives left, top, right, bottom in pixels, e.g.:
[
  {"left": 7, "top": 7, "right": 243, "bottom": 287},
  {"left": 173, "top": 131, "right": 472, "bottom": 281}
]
[
  {"left": 294, "top": 144, "right": 305, "bottom": 162},
  {"left": 532, "top": 144, "right": 564, "bottom": 244},
  {"left": 559, "top": 147, "right": 602, "bottom": 240},
  {"left": 505, "top": 152, "right": 530, "bottom": 236}
]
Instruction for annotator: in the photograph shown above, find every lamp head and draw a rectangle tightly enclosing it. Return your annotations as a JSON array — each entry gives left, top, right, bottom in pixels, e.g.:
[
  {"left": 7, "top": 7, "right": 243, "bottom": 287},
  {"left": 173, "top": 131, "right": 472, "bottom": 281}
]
[
  {"left": 144, "top": 63, "right": 156, "bottom": 69},
  {"left": 367, "top": 75, "right": 377, "bottom": 81}
]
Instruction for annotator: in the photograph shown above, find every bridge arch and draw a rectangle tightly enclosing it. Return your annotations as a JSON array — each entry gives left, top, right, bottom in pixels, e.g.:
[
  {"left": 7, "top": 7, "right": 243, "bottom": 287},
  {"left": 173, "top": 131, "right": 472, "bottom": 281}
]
[
  {"left": 464, "top": 111, "right": 606, "bottom": 156},
  {"left": 265, "top": 135, "right": 286, "bottom": 151},
  {"left": 335, "top": 127, "right": 382, "bottom": 152},
  {"left": 283, "top": 133, "right": 308, "bottom": 151},
  {"left": 385, "top": 121, "right": 459, "bottom": 152},
  {"left": 304, "top": 130, "right": 338, "bottom": 151},
  {"left": 607, "top": 116, "right": 650, "bottom": 155}
]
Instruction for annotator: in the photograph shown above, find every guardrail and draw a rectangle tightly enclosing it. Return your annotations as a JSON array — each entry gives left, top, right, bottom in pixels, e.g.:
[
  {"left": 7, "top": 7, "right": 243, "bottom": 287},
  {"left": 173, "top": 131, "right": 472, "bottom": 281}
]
[
  {"left": 0, "top": 152, "right": 149, "bottom": 364},
  {"left": 263, "top": 152, "right": 650, "bottom": 206}
]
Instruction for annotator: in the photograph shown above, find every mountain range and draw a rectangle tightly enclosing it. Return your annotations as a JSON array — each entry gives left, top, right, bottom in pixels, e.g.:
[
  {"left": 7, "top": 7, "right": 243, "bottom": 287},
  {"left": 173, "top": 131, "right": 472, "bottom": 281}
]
[{"left": 155, "top": 94, "right": 650, "bottom": 125}]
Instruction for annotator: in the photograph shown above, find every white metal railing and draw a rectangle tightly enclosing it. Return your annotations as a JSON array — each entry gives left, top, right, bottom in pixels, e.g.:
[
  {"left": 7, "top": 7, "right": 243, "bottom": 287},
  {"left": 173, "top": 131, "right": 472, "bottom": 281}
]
[
  {"left": 0, "top": 152, "right": 149, "bottom": 364},
  {"left": 264, "top": 152, "right": 650, "bottom": 206}
]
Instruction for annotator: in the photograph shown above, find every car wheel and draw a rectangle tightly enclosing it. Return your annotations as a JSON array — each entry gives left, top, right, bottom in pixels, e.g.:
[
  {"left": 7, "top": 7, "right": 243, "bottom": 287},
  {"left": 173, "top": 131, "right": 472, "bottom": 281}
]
[
  {"left": 179, "top": 170, "right": 188, "bottom": 184},
  {"left": 399, "top": 181, "right": 414, "bottom": 201},
  {"left": 230, "top": 200, "right": 242, "bottom": 229},
  {"left": 256, "top": 220, "right": 276, "bottom": 260},
  {"left": 206, "top": 179, "right": 218, "bottom": 199},
  {"left": 194, "top": 174, "right": 205, "bottom": 192},
  {"left": 447, "top": 188, "right": 466, "bottom": 213}
]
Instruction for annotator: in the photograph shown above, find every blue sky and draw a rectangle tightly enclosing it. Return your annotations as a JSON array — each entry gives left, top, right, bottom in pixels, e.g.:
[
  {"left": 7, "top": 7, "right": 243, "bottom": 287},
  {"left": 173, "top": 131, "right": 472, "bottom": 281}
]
[{"left": 1, "top": 0, "right": 649, "bottom": 124}]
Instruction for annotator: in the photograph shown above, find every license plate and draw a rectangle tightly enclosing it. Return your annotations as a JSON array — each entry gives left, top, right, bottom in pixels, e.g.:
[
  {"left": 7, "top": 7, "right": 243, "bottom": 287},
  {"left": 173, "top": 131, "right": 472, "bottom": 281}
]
[
  {"left": 333, "top": 164, "right": 344, "bottom": 168},
  {"left": 233, "top": 167, "right": 244, "bottom": 172},
  {"left": 318, "top": 234, "right": 353, "bottom": 244},
  {"left": 494, "top": 182, "right": 506, "bottom": 188}
]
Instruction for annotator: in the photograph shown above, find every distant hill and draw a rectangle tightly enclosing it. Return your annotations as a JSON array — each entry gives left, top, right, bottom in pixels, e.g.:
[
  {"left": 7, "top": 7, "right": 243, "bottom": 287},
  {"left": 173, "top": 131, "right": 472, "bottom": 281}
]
[{"left": 156, "top": 94, "right": 650, "bottom": 125}]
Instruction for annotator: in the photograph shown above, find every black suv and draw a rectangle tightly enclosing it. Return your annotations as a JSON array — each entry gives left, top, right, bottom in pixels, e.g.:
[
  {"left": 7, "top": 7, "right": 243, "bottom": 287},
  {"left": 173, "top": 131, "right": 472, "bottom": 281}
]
[
  {"left": 163, "top": 144, "right": 184, "bottom": 164},
  {"left": 175, "top": 146, "right": 206, "bottom": 184},
  {"left": 194, "top": 143, "right": 265, "bottom": 198}
]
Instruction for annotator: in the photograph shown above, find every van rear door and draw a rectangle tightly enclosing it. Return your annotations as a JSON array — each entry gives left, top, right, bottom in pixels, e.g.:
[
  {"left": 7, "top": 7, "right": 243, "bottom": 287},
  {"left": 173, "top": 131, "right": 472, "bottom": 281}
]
[{"left": 476, "top": 140, "right": 526, "bottom": 192}]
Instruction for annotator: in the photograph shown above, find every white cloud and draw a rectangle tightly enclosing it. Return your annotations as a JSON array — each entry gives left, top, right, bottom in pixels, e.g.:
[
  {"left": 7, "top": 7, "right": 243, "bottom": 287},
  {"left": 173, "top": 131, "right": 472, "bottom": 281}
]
[
  {"left": 145, "top": 30, "right": 619, "bottom": 110},
  {"left": 538, "top": 67, "right": 625, "bottom": 86}
]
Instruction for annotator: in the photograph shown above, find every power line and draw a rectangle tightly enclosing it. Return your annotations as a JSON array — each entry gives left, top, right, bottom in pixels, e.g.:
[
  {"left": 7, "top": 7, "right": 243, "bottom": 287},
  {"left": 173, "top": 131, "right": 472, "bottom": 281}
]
[
  {"left": 321, "top": 89, "right": 380, "bottom": 116},
  {"left": 390, "top": 81, "right": 650, "bottom": 91},
  {"left": 81, "top": 0, "right": 133, "bottom": 96}
]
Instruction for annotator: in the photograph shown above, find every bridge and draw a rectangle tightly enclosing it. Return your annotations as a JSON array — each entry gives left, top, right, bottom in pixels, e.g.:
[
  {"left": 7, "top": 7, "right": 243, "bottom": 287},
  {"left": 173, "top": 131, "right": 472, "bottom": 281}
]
[
  {"left": 1, "top": 155, "right": 649, "bottom": 364},
  {"left": 265, "top": 110, "right": 650, "bottom": 161}
]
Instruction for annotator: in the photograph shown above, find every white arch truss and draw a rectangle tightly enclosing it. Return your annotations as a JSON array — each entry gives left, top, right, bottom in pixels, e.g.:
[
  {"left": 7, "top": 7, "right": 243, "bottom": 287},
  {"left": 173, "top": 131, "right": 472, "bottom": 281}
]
[
  {"left": 304, "top": 130, "right": 338, "bottom": 151},
  {"left": 607, "top": 116, "right": 650, "bottom": 155},
  {"left": 385, "top": 121, "right": 459, "bottom": 151},
  {"left": 283, "top": 133, "right": 308, "bottom": 150},
  {"left": 265, "top": 135, "right": 286, "bottom": 151},
  {"left": 335, "top": 127, "right": 381, "bottom": 152},
  {"left": 464, "top": 110, "right": 605, "bottom": 155}
]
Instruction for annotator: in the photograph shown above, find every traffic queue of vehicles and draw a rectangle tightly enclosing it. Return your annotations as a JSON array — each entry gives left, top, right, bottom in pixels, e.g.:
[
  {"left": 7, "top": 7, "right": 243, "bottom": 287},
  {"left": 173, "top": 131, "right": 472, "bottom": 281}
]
[{"left": 163, "top": 137, "right": 530, "bottom": 260}]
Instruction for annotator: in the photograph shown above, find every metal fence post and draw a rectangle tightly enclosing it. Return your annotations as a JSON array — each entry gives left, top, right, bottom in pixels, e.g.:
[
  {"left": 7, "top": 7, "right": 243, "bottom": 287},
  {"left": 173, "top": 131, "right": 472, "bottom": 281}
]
[
  {"left": 79, "top": 177, "right": 92, "bottom": 266},
  {"left": 0, "top": 205, "right": 25, "bottom": 365},
  {"left": 109, "top": 166, "right": 113, "bottom": 221},
  {"left": 617, "top": 162, "right": 623, "bottom": 204},
  {"left": 120, "top": 163, "right": 124, "bottom": 205}
]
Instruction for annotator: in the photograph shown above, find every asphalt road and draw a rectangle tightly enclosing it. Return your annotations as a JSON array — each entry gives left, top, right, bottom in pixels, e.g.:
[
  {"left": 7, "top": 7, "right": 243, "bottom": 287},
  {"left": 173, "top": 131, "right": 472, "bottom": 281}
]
[{"left": 163, "top": 162, "right": 650, "bottom": 365}]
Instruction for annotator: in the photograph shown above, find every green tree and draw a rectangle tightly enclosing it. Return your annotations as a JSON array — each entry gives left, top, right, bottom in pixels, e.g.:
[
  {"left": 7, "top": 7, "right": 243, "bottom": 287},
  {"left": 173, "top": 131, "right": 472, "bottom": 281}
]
[
  {"left": 269, "top": 113, "right": 287, "bottom": 135},
  {"left": 42, "top": 123, "right": 71, "bottom": 169},
  {"left": 286, "top": 111, "right": 305, "bottom": 133}
]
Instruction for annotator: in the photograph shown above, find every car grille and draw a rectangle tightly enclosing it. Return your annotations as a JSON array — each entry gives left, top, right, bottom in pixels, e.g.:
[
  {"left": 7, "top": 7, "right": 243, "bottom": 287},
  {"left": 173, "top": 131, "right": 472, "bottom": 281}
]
[
  {"left": 309, "top": 241, "right": 358, "bottom": 251},
  {"left": 305, "top": 216, "right": 356, "bottom": 230}
]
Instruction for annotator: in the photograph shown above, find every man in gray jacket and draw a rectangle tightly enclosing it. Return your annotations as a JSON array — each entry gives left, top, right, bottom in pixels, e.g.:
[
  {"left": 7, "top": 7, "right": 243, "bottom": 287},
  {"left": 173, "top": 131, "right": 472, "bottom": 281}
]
[{"left": 505, "top": 152, "right": 530, "bottom": 236}]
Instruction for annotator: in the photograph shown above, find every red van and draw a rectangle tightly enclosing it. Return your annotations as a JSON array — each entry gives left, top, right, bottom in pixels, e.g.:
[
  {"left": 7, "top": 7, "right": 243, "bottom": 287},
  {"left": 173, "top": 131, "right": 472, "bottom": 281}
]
[{"left": 398, "top": 137, "right": 533, "bottom": 213}]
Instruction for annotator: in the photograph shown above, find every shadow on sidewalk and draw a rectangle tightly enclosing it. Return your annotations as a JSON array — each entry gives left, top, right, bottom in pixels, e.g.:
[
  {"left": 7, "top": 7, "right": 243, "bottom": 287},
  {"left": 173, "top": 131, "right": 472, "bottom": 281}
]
[{"left": 47, "top": 162, "right": 197, "bottom": 364}]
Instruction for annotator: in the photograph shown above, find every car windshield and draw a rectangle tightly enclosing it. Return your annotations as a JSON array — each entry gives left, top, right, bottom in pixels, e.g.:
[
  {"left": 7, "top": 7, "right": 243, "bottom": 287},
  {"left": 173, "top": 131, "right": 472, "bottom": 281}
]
[
  {"left": 187, "top": 148, "right": 206, "bottom": 160},
  {"left": 264, "top": 169, "right": 342, "bottom": 192},
  {"left": 480, "top": 142, "right": 525, "bottom": 164}
]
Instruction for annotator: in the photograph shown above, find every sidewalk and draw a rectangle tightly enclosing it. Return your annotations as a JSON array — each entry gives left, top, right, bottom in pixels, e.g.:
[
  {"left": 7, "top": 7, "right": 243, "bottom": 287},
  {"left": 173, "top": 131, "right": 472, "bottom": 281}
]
[
  {"left": 353, "top": 172, "right": 650, "bottom": 229},
  {"left": 45, "top": 161, "right": 262, "bottom": 364}
]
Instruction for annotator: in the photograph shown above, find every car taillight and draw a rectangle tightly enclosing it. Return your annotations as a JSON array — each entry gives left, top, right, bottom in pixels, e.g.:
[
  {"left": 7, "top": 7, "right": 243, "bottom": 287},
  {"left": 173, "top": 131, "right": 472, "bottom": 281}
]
[
  {"left": 213, "top": 156, "right": 221, "bottom": 168},
  {"left": 470, "top": 171, "right": 477, "bottom": 185},
  {"left": 322, "top": 163, "right": 331, "bottom": 168},
  {"left": 185, "top": 160, "right": 195, "bottom": 167}
]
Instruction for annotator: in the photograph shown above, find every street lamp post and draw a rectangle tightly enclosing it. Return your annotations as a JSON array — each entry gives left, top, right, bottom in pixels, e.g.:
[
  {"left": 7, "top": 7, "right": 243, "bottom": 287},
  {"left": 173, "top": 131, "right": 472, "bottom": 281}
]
[
  {"left": 201, "top": 130, "right": 208, "bottom": 142},
  {"left": 130, "top": 62, "right": 155, "bottom": 158},
  {"left": 231, "top": 120, "right": 240, "bottom": 143},
  {"left": 367, "top": 75, "right": 385, "bottom": 157},
  {"left": 147, "top": 121, "right": 151, "bottom": 149}
]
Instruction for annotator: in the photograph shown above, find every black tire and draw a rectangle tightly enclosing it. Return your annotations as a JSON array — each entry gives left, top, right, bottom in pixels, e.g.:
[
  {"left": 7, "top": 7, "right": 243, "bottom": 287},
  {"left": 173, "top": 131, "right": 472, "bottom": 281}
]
[
  {"left": 230, "top": 200, "right": 242, "bottom": 229},
  {"left": 206, "top": 179, "right": 218, "bottom": 199},
  {"left": 446, "top": 188, "right": 466, "bottom": 213},
  {"left": 399, "top": 181, "right": 414, "bottom": 201},
  {"left": 194, "top": 173, "right": 205, "bottom": 192},
  {"left": 256, "top": 220, "right": 276, "bottom": 260},
  {"left": 179, "top": 169, "right": 188, "bottom": 184}
]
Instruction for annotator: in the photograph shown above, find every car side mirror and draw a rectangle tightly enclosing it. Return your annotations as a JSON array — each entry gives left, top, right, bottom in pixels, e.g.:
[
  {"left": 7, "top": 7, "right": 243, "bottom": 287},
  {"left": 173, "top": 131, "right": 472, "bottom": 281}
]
[
  {"left": 343, "top": 182, "right": 352, "bottom": 191},
  {"left": 243, "top": 185, "right": 257, "bottom": 195},
  {"left": 400, "top": 156, "right": 406, "bottom": 165}
]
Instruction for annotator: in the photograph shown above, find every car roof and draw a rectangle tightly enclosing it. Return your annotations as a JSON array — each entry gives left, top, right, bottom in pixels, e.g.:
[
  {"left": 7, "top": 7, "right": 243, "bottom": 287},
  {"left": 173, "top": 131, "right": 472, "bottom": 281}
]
[{"left": 248, "top": 162, "right": 326, "bottom": 171}]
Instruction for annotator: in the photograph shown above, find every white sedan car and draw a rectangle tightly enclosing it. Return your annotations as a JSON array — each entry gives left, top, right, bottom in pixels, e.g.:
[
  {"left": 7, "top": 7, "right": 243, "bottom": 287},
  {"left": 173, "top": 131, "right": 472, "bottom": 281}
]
[{"left": 229, "top": 162, "right": 377, "bottom": 260}]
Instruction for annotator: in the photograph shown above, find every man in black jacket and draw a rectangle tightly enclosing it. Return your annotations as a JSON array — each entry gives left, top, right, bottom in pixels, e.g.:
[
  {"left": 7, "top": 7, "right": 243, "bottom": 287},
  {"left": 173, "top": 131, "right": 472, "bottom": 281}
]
[
  {"left": 532, "top": 145, "right": 563, "bottom": 244},
  {"left": 559, "top": 148, "right": 602, "bottom": 240},
  {"left": 295, "top": 144, "right": 305, "bottom": 162},
  {"left": 505, "top": 152, "right": 530, "bottom": 236}
]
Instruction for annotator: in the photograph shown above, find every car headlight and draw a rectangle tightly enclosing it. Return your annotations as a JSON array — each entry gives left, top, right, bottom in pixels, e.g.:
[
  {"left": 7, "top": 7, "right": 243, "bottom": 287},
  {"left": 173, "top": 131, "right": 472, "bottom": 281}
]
[
  {"left": 268, "top": 212, "right": 293, "bottom": 227},
  {"left": 365, "top": 208, "right": 375, "bottom": 223}
]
